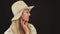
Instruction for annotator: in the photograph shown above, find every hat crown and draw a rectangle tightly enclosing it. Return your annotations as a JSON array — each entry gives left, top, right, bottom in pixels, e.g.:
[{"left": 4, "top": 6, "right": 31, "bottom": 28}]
[{"left": 11, "top": 1, "right": 28, "bottom": 16}]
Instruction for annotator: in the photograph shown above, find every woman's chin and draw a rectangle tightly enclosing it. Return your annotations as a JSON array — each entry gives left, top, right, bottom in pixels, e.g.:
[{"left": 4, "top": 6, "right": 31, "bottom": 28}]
[{"left": 25, "top": 19, "right": 29, "bottom": 22}]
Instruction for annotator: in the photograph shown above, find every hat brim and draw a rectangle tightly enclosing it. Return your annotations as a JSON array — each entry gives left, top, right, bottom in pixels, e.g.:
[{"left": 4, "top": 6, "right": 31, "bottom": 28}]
[{"left": 11, "top": 6, "right": 35, "bottom": 21}]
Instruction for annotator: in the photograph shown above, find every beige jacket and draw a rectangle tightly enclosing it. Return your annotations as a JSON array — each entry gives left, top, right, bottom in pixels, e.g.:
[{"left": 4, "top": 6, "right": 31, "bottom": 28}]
[{"left": 4, "top": 20, "right": 37, "bottom": 34}]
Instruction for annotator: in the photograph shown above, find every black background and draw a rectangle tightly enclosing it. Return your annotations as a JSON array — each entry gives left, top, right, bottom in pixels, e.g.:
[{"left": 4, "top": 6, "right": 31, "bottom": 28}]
[{"left": 0, "top": 0, "right": 54, "bottom": 34}]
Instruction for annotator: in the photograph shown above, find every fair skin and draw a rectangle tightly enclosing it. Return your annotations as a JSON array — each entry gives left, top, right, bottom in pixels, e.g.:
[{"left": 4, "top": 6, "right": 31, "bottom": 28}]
[
  {"left": 11, "top": 8, "right": 31, "bottom": 34},
  {"left": 20, "top": 8, "right": 31, "bottom": 34}
]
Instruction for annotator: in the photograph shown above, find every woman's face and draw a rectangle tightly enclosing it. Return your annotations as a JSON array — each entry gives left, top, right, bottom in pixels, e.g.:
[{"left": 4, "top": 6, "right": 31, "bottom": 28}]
[{"left": 21, "top": 8, "right": 31, "bottom": 22}]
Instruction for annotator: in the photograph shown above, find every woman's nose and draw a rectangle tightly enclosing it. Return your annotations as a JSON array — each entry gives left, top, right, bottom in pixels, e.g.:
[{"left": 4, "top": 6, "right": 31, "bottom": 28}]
[{"left": 29, "top": 13, "right": 31, "bottom": 16}]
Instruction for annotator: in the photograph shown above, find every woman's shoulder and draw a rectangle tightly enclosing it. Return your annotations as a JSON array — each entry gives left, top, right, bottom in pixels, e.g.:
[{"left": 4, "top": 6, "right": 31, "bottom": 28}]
[
  {"left": 28, "top": 23, "right": 37, "bottom": 34},
  {"left": 28, "top": 23, "right": 36, "bottom": 29},
  {"left": 4, "top": 26, "right": 13, "bottom": 34}
]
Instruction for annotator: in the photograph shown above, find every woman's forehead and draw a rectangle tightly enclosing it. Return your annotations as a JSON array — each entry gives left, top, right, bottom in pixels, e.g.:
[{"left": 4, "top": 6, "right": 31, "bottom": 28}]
[
  {"left": 25, "top": 8, "right": 29, "bottom": 10},
  {"left": 24, "top": 8, "right": 29, "bottom": 11}
]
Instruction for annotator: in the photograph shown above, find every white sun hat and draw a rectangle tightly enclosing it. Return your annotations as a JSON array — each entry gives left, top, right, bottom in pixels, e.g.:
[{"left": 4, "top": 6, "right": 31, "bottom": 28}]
[{"left": 11, "top": 1, "right": 35, "bottom": 21}]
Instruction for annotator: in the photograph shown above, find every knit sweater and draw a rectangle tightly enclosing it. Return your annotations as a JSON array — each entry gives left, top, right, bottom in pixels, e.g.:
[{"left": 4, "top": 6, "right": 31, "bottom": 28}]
[{"left": 4, "top": 23, "right": 37, "bottom": 34}]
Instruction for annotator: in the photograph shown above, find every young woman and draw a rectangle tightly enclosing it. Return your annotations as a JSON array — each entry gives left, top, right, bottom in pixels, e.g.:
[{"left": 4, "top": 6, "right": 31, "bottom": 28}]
[{"left": 4, "top": 1, "right": 37, "bottom": 34}]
